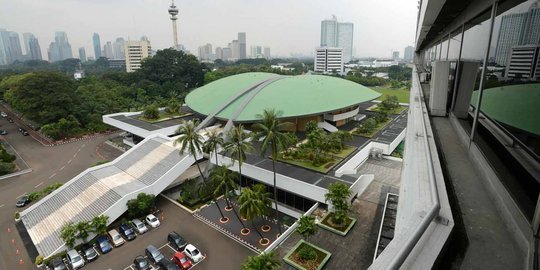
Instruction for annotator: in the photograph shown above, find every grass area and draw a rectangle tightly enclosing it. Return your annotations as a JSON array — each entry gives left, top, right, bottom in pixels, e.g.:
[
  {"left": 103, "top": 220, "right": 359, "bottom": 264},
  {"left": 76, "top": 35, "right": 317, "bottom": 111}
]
[
  {"left": 366, "top": 104, "right": 407, "bottom": 115},
  {"left": 371, "top": 86, "right": 410, "bottom": 103},
  {"left": 277, "top": 155, "right": 338, "bottom": 174},
  {"left": 330, "top": 145, "right": 356, "bottom": 158},
  {"left": 137, "top": 111, "right": 190, "bottom": 123},
  {"left": 284, "top": 240, "right": 332, "bottom": 270},
  {"left": 353, "top": 117, "right": 392, "bottom": 138}
]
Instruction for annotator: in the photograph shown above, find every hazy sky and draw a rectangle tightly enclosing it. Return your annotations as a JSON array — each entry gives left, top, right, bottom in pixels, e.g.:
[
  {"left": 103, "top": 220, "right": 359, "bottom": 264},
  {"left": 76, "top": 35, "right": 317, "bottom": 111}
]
[{"left": 1, "top": 0, "right": 418, "bottom": 60}]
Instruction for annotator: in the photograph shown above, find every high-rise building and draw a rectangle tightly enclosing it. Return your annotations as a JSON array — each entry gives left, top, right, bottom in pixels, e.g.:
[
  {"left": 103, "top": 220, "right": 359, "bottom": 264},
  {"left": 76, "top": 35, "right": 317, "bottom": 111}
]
[
  {"left": 198, "top": 43, "right": 213, "bottom": 61},
  {"left": 404, "top": 46, "right": 415, "bottom": 62},
  {"left": 393, "top": 51, "right": 400, "bottom": 61},
  {"left": 103, "top": 41, "right": 114, "bottom": 59},
  {"left": 168, "top": 0, "right": 180, "bottom": 50},
  {"left": 250, "top": 45, "right": 263, "bottom": 58},
  {"left": 125, "top": 39, "right": 152, "bottom": 72},
  {"left": 222, "top": 47, "right": 232, "bottom": 60},
  {"left": 215, "top": 47, "right": 223, "bottom": 60},
  {"left": 8, "top": 32, "right": 23, "bottom": 62},
  {"left": 494, "top": 2, "right": 540, "bottom": 65},
  {"left": 264, "top": 47, "right": 271, "bottom": 59},
  {"left": 504, "top": 44, "right": 540, "bottom": 79},
  {"left": 22, "top": 33, "right": 42, "bottom": 61},
  {"left": 113, "top": 38, "right": 125, "bottom": 59},
  {"left": 231, "top": 40, "right": 239, "bottom": 60},
  {"left": 47, "top": 31, "right": 73, "bottom": 62},
  {"left": 78, "top": 47, "right": 87, "bottom": 62},
  {"left": 314, "top": 47, "right": 344, "bottom": 73},
  {"left": 320, "top": 15, "right": 354, "bottom": 63},
  {"left": 238, "top": 32, "right": 246, "bottom": 59},
  {"left": 93, "top": 33, "right": 102, "bottom": 59},
  {"left": 0, "top": 29, "right": 9, "bottom": 65}
]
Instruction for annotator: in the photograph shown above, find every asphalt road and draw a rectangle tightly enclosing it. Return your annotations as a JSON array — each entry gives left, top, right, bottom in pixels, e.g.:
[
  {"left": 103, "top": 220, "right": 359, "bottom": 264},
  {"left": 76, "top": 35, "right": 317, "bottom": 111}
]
[
  {"left": 87, "top": 198, "right": 255, "bottom": 270},
  {"left": 0, "top": 116, "right": 123, "bottom": 270}
]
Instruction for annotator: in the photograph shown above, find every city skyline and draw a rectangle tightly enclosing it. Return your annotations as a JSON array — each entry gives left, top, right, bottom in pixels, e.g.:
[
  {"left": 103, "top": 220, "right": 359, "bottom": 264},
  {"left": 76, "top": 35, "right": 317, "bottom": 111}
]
[{"left": 0, "top": 0, "right": 417, "bottom": 61}]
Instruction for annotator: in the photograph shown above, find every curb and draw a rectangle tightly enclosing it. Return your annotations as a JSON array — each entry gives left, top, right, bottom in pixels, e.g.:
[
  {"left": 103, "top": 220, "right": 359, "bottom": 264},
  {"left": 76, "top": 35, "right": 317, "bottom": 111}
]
[{"left": 0, "top": 168, "right": 33, "bottom": 180}]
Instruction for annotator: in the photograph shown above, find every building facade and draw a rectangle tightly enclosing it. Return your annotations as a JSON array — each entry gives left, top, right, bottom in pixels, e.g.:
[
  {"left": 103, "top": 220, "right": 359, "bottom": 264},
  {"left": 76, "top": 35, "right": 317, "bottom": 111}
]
[
  {"left": 198, "top": 43, "right": 213, "bottom": 61},
  {"left": 320, "top": 15, "right": 354, "bottom": 63},
  {"left": 505, "top": 44, "right": 540, "bottom": 79},
  {"left": 392, "top": 51, "right": 400, "bottom": 61},
  {"left": 93, "top": 33, "right": 101, "bottom": 59},
  {"left": 47, "top": 31, "right": 73, "bottom": 62},
  {"left": 124, "top": 39, "right": 152, "bottom": 72},
  {"left": 264, "top": 46, "right": 271, "bottom": 59},
  {"left": 404, "top": 46, "right": 414, "bottom": 62},
  {"left": 238, "top": 32, "right": 246, "bottom": 59},
  {"left": 314, "top": 47, "right": 344, "bottom": 73},
  {"left": 113, "top": 38, "right": 125, "bottom": 59},
  {"left": 23, "top": 33, "right": 42, "bottom": 61},
  {"left": 78, "top": 47, "right": 86, "bottom": 62}
]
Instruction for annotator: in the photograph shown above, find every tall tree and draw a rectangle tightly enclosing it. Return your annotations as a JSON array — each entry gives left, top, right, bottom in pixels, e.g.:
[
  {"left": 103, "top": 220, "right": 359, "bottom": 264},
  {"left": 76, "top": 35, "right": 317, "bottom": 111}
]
[
  {"left": 175, "top": 119, "right": 206, "bottom": 182},
  {"left": 224, "top": 125, "right": 253, "bottom": 189},
  {"left": 238, "top": 184, "right": 271, "bottom": 245},
  {"left": 211, "top": 165, "right": 247, "bottom": 232},
  {"left": 60, "top": 222, "right": 77, "bottom": 248},
  {"left": 203, "top": 128, "right": 224, "bottom": 165},
  {"left": 241, "top": 250, "right": 281, "bottom": 270},
  {"left": 253, "top": 109, "right": 292, "bottom": 234}
]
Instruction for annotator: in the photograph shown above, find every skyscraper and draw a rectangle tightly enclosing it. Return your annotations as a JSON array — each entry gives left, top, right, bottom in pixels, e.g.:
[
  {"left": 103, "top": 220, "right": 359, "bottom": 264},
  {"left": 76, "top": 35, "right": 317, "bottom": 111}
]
[
  {"left": 264, "top": 47, "right": 271, "bottom": 59},
  {"left": 238, "top": 32, "right": 246, "bottom": 59},
  {"left": 47, "top": 31, "right": 73, "bottom": 62},
  {"left": 113, "top": 38, "right": 125, "bottom": 59},
  {"left": 320, "top": 15, "right": 354, "bottom": 63},
  {"left": 168, "top": 0, "right": 180, "bottom": 49},
  {"left": 103, "top": 42, "right": 114, "bottom": 59},
  {"left": 198, "top": 43, "right": 213, "bottom": 60},
  {"left": 231, "top": 40, "right": 239, "bottom": 59},
  {"left": 93, "top": 33, "right": 102, "bottom": 59},
  {"left": 8, "top": 32, "right": 23, "bottom": 62},
  {"left": 22, "top": 33, "right": 42, "bottom": 61},
  {"left": 250, "top": 45, "right": 263, "bottom": 58},
  {"left": 125, "top": 39, "right": 152, "bottom": 72},
  {"left": 393, "top": 51, "right": 400, "bottom": 61},
  {"left": 0, "top": 29, "right": 8, "bottom": 65},
  {"left": 404, "top": 46, "right": 415, "bottom": 62},
  {"left": 222, "top": 47, "right": 232, "bottom": 60},
  {"left": 494, "top": 1, "right": 540, "bottom": 65},
  {"left": 215, "top": 47, "right": 223, "bottom": 60},
  {"left": 78, "top": 47, "right": 87, "bottom": 62}
]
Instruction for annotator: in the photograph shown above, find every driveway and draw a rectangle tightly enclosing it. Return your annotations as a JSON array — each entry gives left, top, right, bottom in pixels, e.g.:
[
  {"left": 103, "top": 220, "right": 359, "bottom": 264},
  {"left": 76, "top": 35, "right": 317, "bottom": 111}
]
[{"left": 86, "top": 197, "right": 255, "bottom": 270}]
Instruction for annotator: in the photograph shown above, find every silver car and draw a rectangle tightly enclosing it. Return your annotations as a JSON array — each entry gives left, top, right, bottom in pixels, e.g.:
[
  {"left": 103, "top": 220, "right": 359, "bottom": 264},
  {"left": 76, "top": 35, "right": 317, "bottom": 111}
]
[
  {"left": 132, "top": 218, "right": 148, "bottom": 234},
  {"left": 67, "top": 249, "right": 85, "bottom": 269}
]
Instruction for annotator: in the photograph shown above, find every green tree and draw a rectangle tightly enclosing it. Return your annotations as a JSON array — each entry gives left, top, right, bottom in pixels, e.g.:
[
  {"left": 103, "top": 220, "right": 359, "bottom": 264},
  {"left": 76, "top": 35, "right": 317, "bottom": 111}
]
[
  {"left": 126, "top": 193, "right": 156, "bottom": 219},
  {"left": 143, "top": 104, "right": 159, "bottom": 120},
  {"left": 203, "top": 128, "right": 224, "bottom": 166},
  {"left": 379, "top": 95, "right": 400, "bottom": 113},
  {"left": 139, "top": 48, "right": 205, "bottom": 88},
  {"left": 91, "top": 215, "right": 109, "bottom": 236},
  {"left": 210, "top": 165, "right": 247, "bottom": 231},
  {"left": 297, "top": 215, "right": 318, "bottom": 243},
  {"left": 175, "top": 119, "right": 206, "bottom": 182},
  {"left": 357, "top": 118, "right": 377, "bottom": 134},
  {"left": 238, "top": 184, "right": 271, "bottom": 245},
  {"left": 224, "top": 125, "right": 253, "bottom": 189},
  {"left": 166, "top": 98, "right": 180, "bottom": 114},
  {"left": 305, "top": 120, "right": 319, "bottom": 134},
  {"left": 75, "top": 221, "right": 92, "bottom": 243},
  {"left": 241, "top": 250, "right": 281, "bottom": 270},
  {"left": 253, "top": 109, "right": 292, "bottom": 234},
  {"left": 324, "top": 183, "right": 352, "bottom": 225},
  {"left": 60, "top": 222, "right": 77, "bottom": 248}
]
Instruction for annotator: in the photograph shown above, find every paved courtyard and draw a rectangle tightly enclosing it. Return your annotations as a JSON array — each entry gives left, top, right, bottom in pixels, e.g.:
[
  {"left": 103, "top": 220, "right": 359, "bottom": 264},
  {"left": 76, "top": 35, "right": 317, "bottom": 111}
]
[
  {"left": 276, "top": 158, "right": 402, "bottom": 270},
  {"left": 195, "top": 198, "right": 289, "bottom": 253}
]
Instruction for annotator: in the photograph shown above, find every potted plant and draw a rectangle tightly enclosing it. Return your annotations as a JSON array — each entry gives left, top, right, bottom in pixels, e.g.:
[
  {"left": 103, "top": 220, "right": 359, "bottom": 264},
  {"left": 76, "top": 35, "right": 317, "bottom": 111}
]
[
  {"left": 35, "top": 255, "right": 44, "bottom": 267},
  {"left": 14, "top": 211, "right": 20, "bottom": 222}
]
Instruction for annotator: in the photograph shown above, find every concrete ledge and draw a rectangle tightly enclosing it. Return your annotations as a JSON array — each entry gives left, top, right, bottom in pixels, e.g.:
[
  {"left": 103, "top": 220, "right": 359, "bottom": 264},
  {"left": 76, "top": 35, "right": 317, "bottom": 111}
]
[
  {"left": 283, "top": 240, "right": 332, "bottom": 270},
  {"left": 0, "top": 168, "right": 32, "bottom": 180}
]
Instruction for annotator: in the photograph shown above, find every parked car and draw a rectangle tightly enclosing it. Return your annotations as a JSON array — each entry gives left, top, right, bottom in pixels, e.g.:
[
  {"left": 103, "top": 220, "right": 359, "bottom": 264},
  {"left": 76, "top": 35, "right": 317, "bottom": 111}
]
[
  {"left": 96, "top": 235, "right": 113, "bottom": 253},
  {"left": 67, "top": 249, "right": 85, "bottom": 269},
  {"left": 132, "top": 218, "right": 148, "bottom": 234},
  {"left": 6, "top": 117, "right": 13, "bottom": 123},
  {"left": 168, "top": 231, "right": 187, "bottom": 251},
  {"left": 82, "top": 244, "right": 98, "bottom": 262},
  {"left": 119, "top": 223, "right": 137, "bottom": 241},
  {"left": 133, "top": 255, "right": 151, "bottom": 270},
  {"left": 18, "top": 127, "right": 29, "bottom": 136},
  {"left": 1, "top": 112, "right": 7, "bottom": 117},
  {"left": 146, "top": 214, "right": 160, "bottom": 228},
  {"left": 0, "top": 129, "right": 7, "bottom": 135},
  {"left": 184, "top": 244, "right": 204, "bottom": 263},
  {"left": 172, "top": 252, "right": 192, "bottom": 270},
  {"left": 108, "top": 229, "right": 125, "bottom": 247},
  {"left": 16, "top": 195, "right": 29, "bottom": 207},
  {"left": 159, "top": 258, "right": 180, "bottom": 270},
  {"left": 145, "top": 245, "right": 165, "bottom": 264},
  {"left": 48, "top": 257, "right": 68, "bottom": 270}
]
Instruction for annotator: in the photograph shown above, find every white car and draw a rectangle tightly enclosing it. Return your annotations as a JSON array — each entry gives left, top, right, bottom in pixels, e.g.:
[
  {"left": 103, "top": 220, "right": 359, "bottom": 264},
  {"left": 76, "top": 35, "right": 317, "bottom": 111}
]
[
  {"left": 0, "top": 112, "right": 7, "bottom": 118},
  {"left": 108, "top": 229, "right": 125, "bottom": 247},
  {"left": 132, "top": 218, "right": 148, "bottom": 234},
  {"left": 184, "top": 244, "right": 204, "bottom": 263},
  {"left": 146, "top": 214, "right": 160, "bottom": 228}
]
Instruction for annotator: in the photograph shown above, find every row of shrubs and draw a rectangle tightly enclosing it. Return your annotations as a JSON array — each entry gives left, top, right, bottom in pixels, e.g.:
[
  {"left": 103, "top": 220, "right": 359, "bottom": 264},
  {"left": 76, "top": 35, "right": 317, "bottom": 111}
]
[
  {"left": 28, "top": 182, "right": 63, "bottom": 202},
  {"left": 177, "top": 178, "right": 221, "bottom": 207},
  {"left": 0, "top": 143, "right": 16, "bottom": 175}
]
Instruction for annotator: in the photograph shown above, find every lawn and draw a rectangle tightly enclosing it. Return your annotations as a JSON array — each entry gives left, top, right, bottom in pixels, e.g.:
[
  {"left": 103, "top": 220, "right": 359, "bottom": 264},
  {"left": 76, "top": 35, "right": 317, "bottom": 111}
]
[
  {"left": 353, "top": 117, "right": 393, "bottom": 138},
  {"left": 277, "top": 145, "right": 356, "bottom": 173},
  {"left": 137, "top": 111, "right": 191, "bottom": 123},
  {"left": 366, "top": 104, "right": 408, "bottom": 115},
  {"left": 371, "top": 86, "right": 410, "bottom": 103}
]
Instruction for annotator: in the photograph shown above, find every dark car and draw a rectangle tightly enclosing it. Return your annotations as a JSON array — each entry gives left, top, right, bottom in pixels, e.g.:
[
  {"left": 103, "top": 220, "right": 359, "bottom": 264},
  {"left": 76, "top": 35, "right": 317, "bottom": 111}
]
[
  {"left": 6, "top": 117, "right": 13, "bottom": 123},
  {"left": 168, "top": 231, "right": 187, "bottom": 251},
  {"left": 48, "top": 257, "right": 68, "bottom": 270},
  {"left": 16, "top": 195, "right": 29, "bottom": 207},
  {"left": 82, "top": 244, "right": 99, "bottom": 262},
  {"left": 133, "top": 255, "right": 151, "bottom": 270},
  {"left": 18, "top": 127, "right": 29, "bottom": 136},
  {"left": 159, "top": 258, "right": 180, "bottom": 270},
  {"left": 145, "top": 245, "right": 164, "bottom": 264},
  {"left": 0, "top": 129, "right": 7, "bottom": 135},
  {"left": 119, "top": 224, "right": 136, "bottom": 241},
  {"left": 96, "top": 236, "right": 113, "bottom": 254}
]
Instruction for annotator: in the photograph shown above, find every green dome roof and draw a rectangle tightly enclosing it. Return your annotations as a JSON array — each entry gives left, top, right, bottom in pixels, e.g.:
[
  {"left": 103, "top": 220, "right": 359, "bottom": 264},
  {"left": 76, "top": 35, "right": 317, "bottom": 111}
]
[{"left": 185, "top": 72, "right": 381, "bottom": 122}]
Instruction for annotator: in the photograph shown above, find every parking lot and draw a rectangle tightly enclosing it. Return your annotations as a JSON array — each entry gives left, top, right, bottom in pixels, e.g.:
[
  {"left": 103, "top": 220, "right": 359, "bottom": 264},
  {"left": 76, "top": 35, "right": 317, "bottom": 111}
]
[
  {"left": 122, "top": 241, "right": 205, "bottom": 270},
  {"left": 80, "top": 197, "right": 255, "bottom": 270}
]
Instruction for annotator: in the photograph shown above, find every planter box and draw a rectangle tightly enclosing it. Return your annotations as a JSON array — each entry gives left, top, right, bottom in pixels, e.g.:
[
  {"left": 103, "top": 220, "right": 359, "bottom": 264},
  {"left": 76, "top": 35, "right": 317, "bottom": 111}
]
[
  {"left": 283, "top": 240, "right": 332, "bottom": 270},
  {"left": 317, "top": 213, "right": 356, "bottom": 236}
]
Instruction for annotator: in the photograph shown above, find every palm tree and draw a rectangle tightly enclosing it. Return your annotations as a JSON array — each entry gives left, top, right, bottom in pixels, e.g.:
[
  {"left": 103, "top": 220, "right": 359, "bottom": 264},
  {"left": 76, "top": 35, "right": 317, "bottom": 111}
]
[
  {"left": 174, "top": 119, "right": 206, "bottom": 182},
  {"left": 75, "top": 221, "right": 92, "bottom": 243},
  {"left": 60, "top": 222, "right": 77, "bottom": 248},
  {"left": 211, "top": 165, "right": 248, "bottom": 233},
  {"left": 253, "top": 109, "right": 292, "bottom": 234},
  {"left": 91, "top": 215, "right": 109, "bottom": 236},
  {"left": 297, "top": 215, "right": 318, "bottom": 243},
  {"left": 241, "top": 250, "right": 281, "bottom": 270},
  {"left": 238, "top": 184, "right": 271, "bottom": 245},
  {"left": 203, "top": 128, "right": 224, "bottom": 165},
  {"left": 206, "top": 166, "right": 227, "bottom": 223},
  {"left": 224, "top": 125, "right": 253, "bottom": 189}
]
